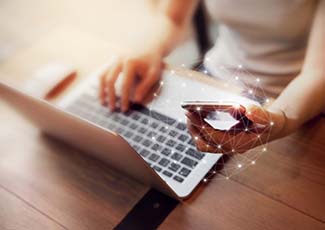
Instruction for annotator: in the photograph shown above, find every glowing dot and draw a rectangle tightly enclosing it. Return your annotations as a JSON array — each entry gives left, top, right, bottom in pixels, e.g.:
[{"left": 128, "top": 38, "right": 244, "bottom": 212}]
[
  {"left": 247, "top": 111, "right": 252, "bottom": 115},
  {"left": 238, "top": 64, "right": 243, "bottom": 69},
  {"left": 248, "top": 89, "right": 253, "bottom": 94},
  {"left": 265, "top": 98, "right": 270, "bottom": 103},
  {"left": 196, "top": 106, "right": 201, "bottom": 111},
  {"left": 257, "top": 135, "right": 261, "bottom": 138},
  {"left": 262, "top": 147, "right": 267, "bottom": 152},
  {"left": 251, "top": 161, "right": 256, "bottom": 165},
  {"left": 178, "top": 118, "right": 182, "bottom": 122},
  {"left": 270, "top": 121, "right": 274, "bottom": 126},
  {"left": 170, "top": 70, "right": 175, "bottom": 74},
  {"left": 235, "top": 76, "right": 239, "bottom": 80},
  {"left": 160, "top": 81, "right": 164, "bottom": 85},
  {"left": 205, "top": 57, "right": 210, "bottom": 62},
  {"left": 245, "top": 128, "right": 248, "bottom": 132},
  {"left": 165, "top": 126, "right": 169, "bottom": 129},
  {"left": 153, "top": 93, "right": 157, "bottom": 97},
  {"left": 237, "top": 164, "right": 242, "bottom": 168},
  {"left": 203, "top": 178, "right": 208, "bottom": 183},
  {"left": 233, "top": 104, "right": 240, "bottom": 109},
  {"left": 217, "top": 144, "right": 222, "bottom": 149},
  {"left": 194, "top": 136, "right": 199, "bottom": 140},
  {"left": 203, "top": 70, "right": 208, "bottom": 74},
  {"left": 256, "top": 78, "right": 260, "bottom": 82},
  {"left": 202, "top": 126, "right": 205, "bottom": 129},
  {"left": 231, "top": 149, "right": 235, "bottom": 153},
  {"left": 151, "top": 136, "right": 155, "bottom": 140},
  {"left": 206, "top": 144, "right": 210, "bottom": 148},
  {"left": 226, "top": 177, "right": 229, "bottom": 180}
]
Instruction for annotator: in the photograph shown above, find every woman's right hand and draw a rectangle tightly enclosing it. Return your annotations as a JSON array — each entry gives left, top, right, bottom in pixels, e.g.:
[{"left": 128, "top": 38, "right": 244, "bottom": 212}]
[{"left": 99, "top": 50, "right": 165, "bottom": 112}]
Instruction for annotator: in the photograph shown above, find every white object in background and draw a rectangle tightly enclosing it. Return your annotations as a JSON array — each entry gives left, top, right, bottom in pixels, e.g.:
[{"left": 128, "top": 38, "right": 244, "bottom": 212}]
[{"left": 23, "top": 62, "right": 77, "bottom": 99}]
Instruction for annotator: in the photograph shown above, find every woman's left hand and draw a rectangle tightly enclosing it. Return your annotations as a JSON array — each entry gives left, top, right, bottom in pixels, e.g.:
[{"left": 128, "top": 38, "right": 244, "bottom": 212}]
[{"left": 186, "top": 105, "right": 286, "bottom": 154}]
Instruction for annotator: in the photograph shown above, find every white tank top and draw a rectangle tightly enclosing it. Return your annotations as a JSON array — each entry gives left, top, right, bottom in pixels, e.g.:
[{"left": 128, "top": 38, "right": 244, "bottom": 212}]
[{"left": 204, "top": 0, "right": 318, "bottom": 95}]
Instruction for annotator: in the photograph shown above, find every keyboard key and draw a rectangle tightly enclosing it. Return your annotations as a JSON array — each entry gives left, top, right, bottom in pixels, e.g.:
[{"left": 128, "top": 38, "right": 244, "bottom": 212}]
[
  {"left": 169, "top": 163, "right": 181, "bottom": 172},
  {"left": 147, "top": 131, "right": 157, "bottom": 138},
  {"left": 176, "top": 123, "right": 187, "bottom": 131},
  {"left": 153, "top": 165, "right": 162, "bottom": 172},
  {"left": 178, "top": 134, "right": 188, "bottom": 142},
  {"left": 151, "top": 143, "right": 161, "bottom": 151},
  {"left": 181, "top": 157, "right": 198, "bottom": 168},
  {"left": 179, "top": 167, "right": 191, "bottom": 177},
  {"left": 150, "top": 122, "right": 159, "bottom": 128},
  {"left": 121, "top": 118, "right": 129, "bottom": 125},
  {"left": 138, "top": 127, "right": 147, "bottom": 134},
  {"left": 162, "top": 170, "right": 173, "bottom": 177},
  {"left": 124, "top": 131, "right": 134, "bottom": 138},
  {"left": 141, "top": 118, "right": 149, "bottom": 124},
  {"left": 173, "top": 175, "right": 184, "bottom": 183},
  {"left": 149, "top": 153, "right": 160, "bottom": 162},
  {"left": 168, "top": 130, "right": 178, "bottom": 137},
  {"left": 171, "top": 152, "right": 182, "bottom": 161},
  {"left": 185, "top": 148, "right": 205, "bottom": 160},
  {"left": 116, "top": 127, "right": 124, "bottom": 134},
  {"left": 159, "top": 126, "right": 169, "bottom": 133},
  {"left": 129, "top": 123, "right": 138, "bottom": 129},
  {"left": 161, "top": 148, "right": 172, "bottom": 156},
  {"left": 133, "top": 135, "right": 143, "bottom": 142},
  {"left": 132, "top": 144, "right": 140, "bottom": 152},
  {"left": 131, "top": 113, "right": 140, "bottom": 120},
  {"left": 142, "top": 139, "right": 152, "bottom": 147},
  {"left": 158, "top": 158, "right": 170, "bottom": 167},
  {"left": 188, "top": 138, "right": 195, "bottom": 146},
  {"left": 150, "top": 111, "right": 176, "bottom": 126},
  {"left": 156, "top": 135, "right": 166, "bottom": 143},
  {"left": 139, "top": 149, "right": 150, "bottom": 157},
  {"left": 176, "top": 143, "right": 186, "bottom": 152},
  {"left": 166, "top": 139, "right": 176, "bottom": 147}
]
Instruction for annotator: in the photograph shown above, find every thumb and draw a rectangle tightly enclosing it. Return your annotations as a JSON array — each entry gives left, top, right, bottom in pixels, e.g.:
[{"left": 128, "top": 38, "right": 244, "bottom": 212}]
[{"left": 246, "top": 104, "right": 286, "bottom": 135}]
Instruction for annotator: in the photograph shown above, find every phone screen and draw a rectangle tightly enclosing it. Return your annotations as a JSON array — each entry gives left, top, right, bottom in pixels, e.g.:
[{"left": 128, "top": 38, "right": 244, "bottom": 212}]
[{"left": 204, "top": 111, "right": 240, "bottom": 131}]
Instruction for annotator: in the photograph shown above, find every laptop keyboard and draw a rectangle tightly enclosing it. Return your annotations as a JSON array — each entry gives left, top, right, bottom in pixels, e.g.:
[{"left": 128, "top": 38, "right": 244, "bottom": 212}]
[{"left": 65, "top": 92, "right": 205, "bottom": 184}]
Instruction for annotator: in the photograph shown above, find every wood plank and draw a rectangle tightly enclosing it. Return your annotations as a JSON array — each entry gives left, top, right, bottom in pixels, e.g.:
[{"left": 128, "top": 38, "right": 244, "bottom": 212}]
[
  {"left": 0, "top": 101, "right": 147, "bottom": 230},
  {"left": 160, "top": 179, "right": 325, "bottom": 230},
  {"left": 227, "top": 118, "right": 325, "bottom": 222},
  {"left": 0, "top": 186, "right": 66, "bottom": 230}
]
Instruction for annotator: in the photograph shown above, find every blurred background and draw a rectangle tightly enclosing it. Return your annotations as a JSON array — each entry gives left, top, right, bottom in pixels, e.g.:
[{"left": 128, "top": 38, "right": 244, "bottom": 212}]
[{"left": 0, "top": 0, "right": 219, "bottom": 69}]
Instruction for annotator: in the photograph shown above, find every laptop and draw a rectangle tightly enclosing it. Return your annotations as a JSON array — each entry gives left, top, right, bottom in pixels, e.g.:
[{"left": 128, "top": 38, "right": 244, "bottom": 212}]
[{"left": 0, "top": 65, "right": 251, "bottom": 199}]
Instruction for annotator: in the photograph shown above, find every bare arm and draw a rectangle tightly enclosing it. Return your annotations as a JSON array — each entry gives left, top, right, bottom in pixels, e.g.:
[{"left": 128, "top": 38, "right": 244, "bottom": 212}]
[{"left": 269, "top": 0, "right": 325, "bottom": 136}]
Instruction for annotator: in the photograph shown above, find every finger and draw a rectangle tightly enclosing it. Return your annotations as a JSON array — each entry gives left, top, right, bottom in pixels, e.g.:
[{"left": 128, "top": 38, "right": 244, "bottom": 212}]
[
  {"left": 134, "top": 62, "right": 161, "bottom": 103},
  {"left": 105, "top": 62, "right": 122, "bottom": 111},
  {"left": 185, "top": 111, "right": 206, "bottom": 128},
  {"left": 99, "top": 71, "right": 108, "bottom": 105},
  {"left": 121, "top": 59, "right": 136, "bottom": 112},
  {"left": 186, "top": 118, "right": 233, "bottom": 154},
  {"left": 186, "top": 121, "right": 224, "bottom": 153}
]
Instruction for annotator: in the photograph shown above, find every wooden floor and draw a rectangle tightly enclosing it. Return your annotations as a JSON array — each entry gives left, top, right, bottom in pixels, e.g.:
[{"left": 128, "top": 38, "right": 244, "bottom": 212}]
[{"left": 1, "top": 1, "right": 325, "bottom": 229}]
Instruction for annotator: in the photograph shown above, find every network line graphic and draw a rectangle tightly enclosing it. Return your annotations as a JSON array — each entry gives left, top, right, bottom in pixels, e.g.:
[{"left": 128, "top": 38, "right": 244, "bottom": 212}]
[{"left": 148, "top": 61, "right": 274, "bottom": 181}]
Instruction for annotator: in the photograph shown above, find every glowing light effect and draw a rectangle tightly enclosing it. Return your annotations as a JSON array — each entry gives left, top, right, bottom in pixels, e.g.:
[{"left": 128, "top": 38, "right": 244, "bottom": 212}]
[{"left": 147, "top": 62, "right": 273, "bottom": 182}]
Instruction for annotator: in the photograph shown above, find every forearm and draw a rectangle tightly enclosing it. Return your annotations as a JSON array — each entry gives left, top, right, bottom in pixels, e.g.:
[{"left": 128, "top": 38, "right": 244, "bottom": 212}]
[
  {"left": 269, "top": 74, "right": 324, "bottom": 136},
  {"left": 269, "top": 0, "right": 325, "bottom": 136}
]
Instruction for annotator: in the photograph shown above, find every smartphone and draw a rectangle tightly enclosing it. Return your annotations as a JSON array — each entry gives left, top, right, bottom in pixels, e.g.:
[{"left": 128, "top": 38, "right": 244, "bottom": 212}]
[{"left": 181, "top": 101, "right": 253, "bottom": 132}]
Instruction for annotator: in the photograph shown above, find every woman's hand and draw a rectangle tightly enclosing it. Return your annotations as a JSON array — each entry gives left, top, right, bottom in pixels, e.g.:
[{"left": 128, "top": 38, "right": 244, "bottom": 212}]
[
  {"left": 186, "top": 105, "right": 287, "bottom": 154},
  {"left": 99, "top": 51, "right": 164, "bottom": 112}
]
